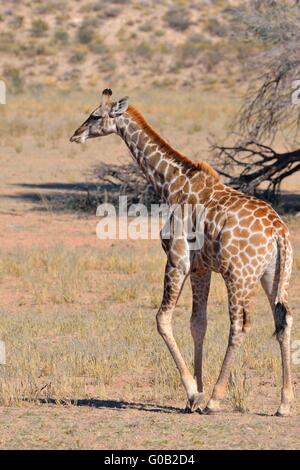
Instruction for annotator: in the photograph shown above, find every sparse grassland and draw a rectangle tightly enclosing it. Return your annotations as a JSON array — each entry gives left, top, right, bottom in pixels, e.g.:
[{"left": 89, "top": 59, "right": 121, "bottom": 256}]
[
  {"left": 0, "top": 238, "right": 299, "bottom": 448},
  {"left": 0, "top": 87, "right": 240, "bottom": 215},
  {"left": 0, "top": 0, "right": 258, "bottom": 91},
  {"left": 0, "top": 83, "right": 299, "bottom": 448}
]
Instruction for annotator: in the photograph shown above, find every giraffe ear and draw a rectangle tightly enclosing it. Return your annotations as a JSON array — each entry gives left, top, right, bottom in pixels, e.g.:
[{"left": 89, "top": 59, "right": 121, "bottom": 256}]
[{"left": 109, "top": 97, "right": 129, "bottom": 117}]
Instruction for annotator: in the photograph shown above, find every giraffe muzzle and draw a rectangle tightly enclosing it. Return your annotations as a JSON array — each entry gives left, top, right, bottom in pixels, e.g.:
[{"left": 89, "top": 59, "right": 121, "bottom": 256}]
[
  {"left": 70, "top": 129, "right": 89, "bottom": 144},
  {"left": 70, "top": 134, "right": 81, "bottom": 143}
]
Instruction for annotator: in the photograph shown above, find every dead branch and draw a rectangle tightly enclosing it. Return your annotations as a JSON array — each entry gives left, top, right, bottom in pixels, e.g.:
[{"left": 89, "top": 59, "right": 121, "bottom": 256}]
[
  {"left": 93, "top": 162, "right": 161, "bottom": 207},
  {"left": 213, "top": 140, "right": 300, "bottom": 199}
]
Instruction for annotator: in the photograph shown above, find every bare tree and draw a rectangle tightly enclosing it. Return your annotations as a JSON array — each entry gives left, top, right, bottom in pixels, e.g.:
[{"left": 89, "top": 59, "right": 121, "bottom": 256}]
[
  {"left": 214, "top": 0, "right": 300, "bottom": 200},
  {"left": 94, "top": 162, "right": 161, "bottom": 208}
]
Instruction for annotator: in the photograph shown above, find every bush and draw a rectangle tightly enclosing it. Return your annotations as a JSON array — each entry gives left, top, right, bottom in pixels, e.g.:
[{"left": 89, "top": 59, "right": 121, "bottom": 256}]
[
  {"left": 2, "top": 65, "right": 24, "bottom": 94},
  {"left": 77, "top": 24, "right": 94, "bottom": 44},
  {"left": 205, "top": 18, "right": 228, "bottom": 37},
  {"left": 164, "top": 7, "right": 191, "bottom": 32},
  {"left": 69, "top": 51, "right": 86, "bottom": 64},
  {"left": 129, "top": 42, "right": 153, "bottom": 61},
  {"left": 178, "top": 34, "right": 208, "bottom": 66},
  {"left": 137, "top": 42, "right": 153, "bottom": 59},
  {"left": 54, "top": 29, "right": 69, "bottom": 44},
  {"left": 9, "top": 15, "right": 24, "bottom": 29},
  {"left": 94, "top": 162, "right": 161, "bottom": 209},
  {"left": 18, "top": 42, "right": 52, "bottom": 58},
  {"left": 139, "top": 22, "right": 153, "bottom": 33},
  {"left": 31, "top": 19, "right": 49, "bottom": 37},
  {"left": 89, "top": 37, "right": 108, "bottom": 55},
  {"left": 0, "top": 32, "right": 19, "bottom": 53}
]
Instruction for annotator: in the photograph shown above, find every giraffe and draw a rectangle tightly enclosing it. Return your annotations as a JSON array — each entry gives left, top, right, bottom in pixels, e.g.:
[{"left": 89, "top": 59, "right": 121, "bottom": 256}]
[{"left": 70, "top": 88, "right": 294, "bottom": 416}]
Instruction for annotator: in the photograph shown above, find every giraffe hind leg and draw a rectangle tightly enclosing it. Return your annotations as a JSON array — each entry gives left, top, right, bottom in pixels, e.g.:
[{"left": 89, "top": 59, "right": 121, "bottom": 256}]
[
  {"left": 261, "top": 252, "right": 294, "bottom": 417},
  {"left": 205, "top": 282, "right": 251, "bottom": 413}
]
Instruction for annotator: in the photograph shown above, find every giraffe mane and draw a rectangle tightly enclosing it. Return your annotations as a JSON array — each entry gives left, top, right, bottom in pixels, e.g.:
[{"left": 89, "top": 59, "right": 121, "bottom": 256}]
[{"left": 127, "top": 105, "right": 220, "bottom": 181}]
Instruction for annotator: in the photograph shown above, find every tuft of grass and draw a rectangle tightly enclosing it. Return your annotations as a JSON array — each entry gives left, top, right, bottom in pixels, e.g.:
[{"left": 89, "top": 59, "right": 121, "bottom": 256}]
[
  {"left": 31, "top": 19, "right": 49, "bottom": 37},
  {"left": 0, "top": 32, "right": 19, "bottom": 53},
  {"left": 69, "top": 50, "right": 86, "bottom": 64},
  {"left": 2, "top": 65, "right": 24, "bottom": 94},
  {"left": 164, "top": 7, "right": 191, "bottom": 32},
  {"left": 77, "top": 24, "right": 94, "bottom": 45},
  {"left": 54, "top": 29, "right": 69, "bottom": 44},
  {"left": 228, "top": 370, "right": 250, "bottom": 413},
  {"left": 110, "top": 282, "right": 139, "bottom": 303}
]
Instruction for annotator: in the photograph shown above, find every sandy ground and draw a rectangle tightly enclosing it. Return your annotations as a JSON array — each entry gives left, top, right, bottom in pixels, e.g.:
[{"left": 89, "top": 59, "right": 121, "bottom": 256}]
[{"left": 0, "top": 102, "right": 300, "bottom": 450}]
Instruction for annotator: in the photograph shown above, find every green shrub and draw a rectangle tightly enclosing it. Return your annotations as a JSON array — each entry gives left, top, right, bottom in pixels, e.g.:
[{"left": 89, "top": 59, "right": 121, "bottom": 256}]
[
  {"left": 77, "top": 25, "right": 94, "bottom": 44},
  {"left": 69, "top": 51, "right": 86, "bottom": 64},
  {"left": 89, "top": 37, "right": 108, "bottom": 55},
  {"left": 205, "top": 18, "right": 228, "bottom": 37},
  {"left": 178, "top": 34, "right": 208, "bottom": 65},
  {"left": 2, "top": 66, "right": 24, "bottom": 94},
  {"left": 54, "top": 29, "right": 69, "bottom": 44},
  {"left": 164, "top": 7, "right": 191, "bottom": 32},
  {"left": 9, "top": 15, "right": 24, "bottom": 29},
  {"left": 0, "top": 32, "right": 19, "bottom": 53},
  {"left": 134, "top": 42, "right": 153, "bottom": 60},
  {"left": 31, "top": 19, "right": 49, "bottom": 37},
  {"left": 139, "top": 22, "right": 153, "bottom": 33}
]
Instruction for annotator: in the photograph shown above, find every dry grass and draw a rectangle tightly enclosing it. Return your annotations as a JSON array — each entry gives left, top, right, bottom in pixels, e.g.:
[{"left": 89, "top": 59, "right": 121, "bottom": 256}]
[
  {"left": 1, "top": 241, "right": 299, "bottom": 412},
  {"left": 0, "top": 87, "right": 238, "bottom": 143},
  {"left": 0, "top": 87, "right": 239, "bottom": 217}
]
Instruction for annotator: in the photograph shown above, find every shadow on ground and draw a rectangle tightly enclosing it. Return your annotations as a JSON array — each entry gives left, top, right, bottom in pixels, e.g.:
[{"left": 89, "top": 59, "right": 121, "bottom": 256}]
[
  {"left": 1, "top": 182, "right": 117, "bottom": 213},
  {"left": 1, "top": 183, "right": 300, "bottom": 214},
  {"left": 29, "top": 398, "right": 185, "bottom": 414},
  {"left": 24, "top": 398, "right": 280, "bottom": 417}
]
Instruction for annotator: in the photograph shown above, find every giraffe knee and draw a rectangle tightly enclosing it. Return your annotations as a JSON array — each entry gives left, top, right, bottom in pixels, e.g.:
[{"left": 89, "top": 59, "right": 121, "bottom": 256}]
[{"left": 156, "top": 310, "right": 171, "bottom": 337}]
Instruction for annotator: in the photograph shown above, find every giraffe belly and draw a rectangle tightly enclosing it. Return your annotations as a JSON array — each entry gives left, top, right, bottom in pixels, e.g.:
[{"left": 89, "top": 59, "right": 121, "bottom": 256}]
[{"left": 190, "top": 239, "right": 222, "bottom": 273}]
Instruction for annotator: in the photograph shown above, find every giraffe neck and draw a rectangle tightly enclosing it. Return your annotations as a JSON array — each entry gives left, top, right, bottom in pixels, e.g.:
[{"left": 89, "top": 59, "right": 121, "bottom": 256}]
[{"left": 116, "top": 109, "right": 215, "bottom": 205}]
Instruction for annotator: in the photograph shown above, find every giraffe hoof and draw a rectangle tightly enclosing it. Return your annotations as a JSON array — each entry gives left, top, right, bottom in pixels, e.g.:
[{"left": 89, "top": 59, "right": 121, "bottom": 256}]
[
  {"left": 199, "top": 406, "right": 215, "bottom": 415},
  {"left": 199, "top": 406, "right": 223, "bottom": 415},
  {"left": 184, "top": 405, "right": 192, "bottom": 414},
  {"left": 275, "top": 404, "right": 291, "bottom": 417},
  {"left": 275, "top": 411, "right": 289, "bottom": 417},
  {"left": 185, "top": 392, "right": 205, "bottom": 413},
  {"left": 199, "top": 398, "right": 222, "bottom": 415}
]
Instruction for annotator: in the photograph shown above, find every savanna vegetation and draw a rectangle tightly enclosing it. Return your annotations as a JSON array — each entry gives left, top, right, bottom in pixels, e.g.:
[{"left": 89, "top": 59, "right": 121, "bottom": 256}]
[{"left": 0, "top": 0, "right": 300, "bottom": 450}]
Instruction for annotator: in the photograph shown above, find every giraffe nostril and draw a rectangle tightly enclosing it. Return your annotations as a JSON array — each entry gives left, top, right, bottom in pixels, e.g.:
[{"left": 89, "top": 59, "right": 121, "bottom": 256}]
[{"left": 70, "top": 133, "right": 82, "bottom": 143}]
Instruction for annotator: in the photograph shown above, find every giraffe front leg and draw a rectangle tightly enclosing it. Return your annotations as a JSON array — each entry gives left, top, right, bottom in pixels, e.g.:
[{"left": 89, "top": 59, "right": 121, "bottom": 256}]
[
  {"left": 204, "top": 283, "right": 250, "bottom": 414},
  {"left": 156, "top": 262, "right": 198, "bottom": 408},
  {"left": 186, "top": 271, "right": 211, "bottom": 413}
]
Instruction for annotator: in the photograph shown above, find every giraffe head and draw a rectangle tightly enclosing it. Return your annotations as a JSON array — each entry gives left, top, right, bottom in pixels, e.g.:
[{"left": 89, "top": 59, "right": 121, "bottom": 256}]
[{"left": 70, "top": 88, "right": 129, "bottom": 143}]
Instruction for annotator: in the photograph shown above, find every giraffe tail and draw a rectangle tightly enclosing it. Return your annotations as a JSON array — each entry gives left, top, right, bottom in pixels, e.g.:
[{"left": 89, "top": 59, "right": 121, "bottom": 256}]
[{"left": 273, "top": 229, "right": 292, "bottom": 337}]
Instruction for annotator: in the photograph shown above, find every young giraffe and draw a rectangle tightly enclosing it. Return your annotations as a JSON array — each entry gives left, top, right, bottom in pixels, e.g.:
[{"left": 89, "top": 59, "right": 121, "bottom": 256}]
[{"left": 70, "top": 89, "right": 294, "bottom": 416}]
